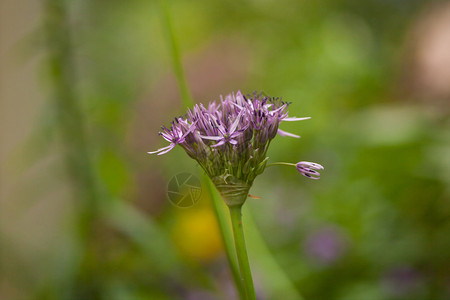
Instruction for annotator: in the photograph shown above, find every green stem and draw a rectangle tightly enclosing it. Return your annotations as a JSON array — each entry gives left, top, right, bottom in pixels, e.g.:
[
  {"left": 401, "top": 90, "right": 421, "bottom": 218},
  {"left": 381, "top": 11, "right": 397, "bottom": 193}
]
[
  {"left": 229, "top": 205, "right": 257, "bottom": 300},
  {"left": 266, "top": 162, "right": 296, "bottom": 168},
  {"left": 158, "top": 0, "right": 193, "bottom": 108},
  {"left": 204, "top": 177, "right": 245, "bottom": 299}
]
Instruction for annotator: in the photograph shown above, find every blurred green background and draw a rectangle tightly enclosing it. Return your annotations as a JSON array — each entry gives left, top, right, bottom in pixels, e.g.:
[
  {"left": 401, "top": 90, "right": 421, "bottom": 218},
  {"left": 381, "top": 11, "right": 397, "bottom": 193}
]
[{"left": 1, "top": 0, "right": 449, "bottom": 299}]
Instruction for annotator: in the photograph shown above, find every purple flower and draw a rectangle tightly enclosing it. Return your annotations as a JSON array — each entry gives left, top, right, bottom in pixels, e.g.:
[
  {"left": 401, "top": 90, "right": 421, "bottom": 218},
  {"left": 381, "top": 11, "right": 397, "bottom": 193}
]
[
  {"left": 199, "top": 109, "right": 247, "bottom": 147},
  {"left": 296, "top": 161, "right": 324, "bottom": 180},
  {"left": 148, "top": 119, "right": 196, "bottom": 155},
  {"left": 304, "top": 227, "right": 348, "bottom": 265},
  {"left": 149, "top": 91, "right": 322, "bottom": 205},
  {"left": 381, "top": 266, "right": 423, "bottom": 297}
]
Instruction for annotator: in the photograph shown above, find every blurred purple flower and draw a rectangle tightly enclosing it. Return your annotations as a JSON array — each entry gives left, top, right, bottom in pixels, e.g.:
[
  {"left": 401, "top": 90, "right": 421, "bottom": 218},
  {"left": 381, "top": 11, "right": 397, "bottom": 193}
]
[
  {"left": 381, "top": 266, "right": 423, "bottom": 297},
  {"left": 185, "top": 290, "right": 218, "bottom": 300},
  {"left": 304, "top": 227, "right": 347, "bottom": 265}
]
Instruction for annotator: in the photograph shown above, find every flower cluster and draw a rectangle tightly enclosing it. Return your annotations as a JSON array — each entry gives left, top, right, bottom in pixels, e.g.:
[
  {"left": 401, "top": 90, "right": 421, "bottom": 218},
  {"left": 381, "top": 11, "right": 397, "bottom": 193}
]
[{"left": 149, "top": 91, "right": 323, "bottom": 206}]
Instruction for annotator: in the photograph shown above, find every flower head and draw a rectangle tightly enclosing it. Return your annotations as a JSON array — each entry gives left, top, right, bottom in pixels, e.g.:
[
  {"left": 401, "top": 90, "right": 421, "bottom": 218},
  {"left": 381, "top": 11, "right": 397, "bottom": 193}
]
[{"left": 149, "top": 91, "right": 321, "bottom": 205}]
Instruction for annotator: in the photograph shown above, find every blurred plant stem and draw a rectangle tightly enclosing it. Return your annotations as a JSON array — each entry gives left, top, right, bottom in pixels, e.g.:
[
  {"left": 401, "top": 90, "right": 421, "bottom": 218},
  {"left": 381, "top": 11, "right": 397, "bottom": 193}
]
[
  {"left": 43, "top": 0, "right": 186, "bottom": 297},
  {"left": 229, "top": 205, "right": 257, "bottom": 300},
  {"left": 43, "top": 0, "right": 102, "bottom": 296},
  {"left": 243, "top": 206, "right": 304, "bottom": 300},
  {"left": 44, "top": 0, "right": 100, "bottom": 220},
  {"left": 158, "top": 0, "right": 193, "bottom": 108}
]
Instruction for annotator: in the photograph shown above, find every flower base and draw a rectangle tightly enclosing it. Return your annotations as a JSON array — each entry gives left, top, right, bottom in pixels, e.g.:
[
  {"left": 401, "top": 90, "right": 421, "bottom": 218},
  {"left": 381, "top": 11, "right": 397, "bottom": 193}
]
[{"left": 212, "top": 175, "right": 250, "bottom": 207}]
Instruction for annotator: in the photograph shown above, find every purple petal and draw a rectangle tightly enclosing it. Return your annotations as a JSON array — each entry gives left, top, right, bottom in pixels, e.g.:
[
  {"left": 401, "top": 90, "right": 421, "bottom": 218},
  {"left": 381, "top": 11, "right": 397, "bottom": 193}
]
[
  {"left": 301, "top": 173, "right": 320, "bottom": 179},
  {"left": 300, "top": 168, "right": 321, "bottom": 176},
  {"left": 199, "top": 135, "right": 222, "bottom": 141},
  {"left": 297, "top": 161, "right": 324, "bottom": 170},
  {"left": 229, "top": 110, "right": 244, "bottom": 134},
  {"left": 230, "top": 131, "right": 243, "bottom": 139},
  {"left": 235, "top": 90, "right": 244, "bottom": 101},
  {"left": 230, "top": 101, "right": 243, "bottom": 110},
  {"left": 160, "top": 132, "right": 173, "bottom": 142},
  {"left": 283, "top": 117, "right": 311, "bottom": 122},
  {"left": 277, "top": 129, "right": 300, "bottom": 138},
  {"left": 180, "top": 121, "right": 197, "bottom": 139},
  {"left": 211, "top": 140, "right": 226, "bottom": 147},
  {"left": 147, "top": 144, "right": 175, "bottom": 155},
  {"left": 217, "top": 123, "right": 227, "bottom": 135}
]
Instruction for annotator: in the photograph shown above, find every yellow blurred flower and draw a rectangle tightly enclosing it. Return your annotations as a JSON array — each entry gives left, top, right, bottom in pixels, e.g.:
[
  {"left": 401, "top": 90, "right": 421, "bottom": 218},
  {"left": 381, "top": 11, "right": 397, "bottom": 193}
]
[{"left": 171, "top": 207, "right": 223, "bottom": 262}]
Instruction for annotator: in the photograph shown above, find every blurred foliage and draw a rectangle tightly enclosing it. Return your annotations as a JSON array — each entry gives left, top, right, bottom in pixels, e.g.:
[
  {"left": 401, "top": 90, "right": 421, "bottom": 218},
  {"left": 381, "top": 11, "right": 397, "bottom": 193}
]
[{"left": 2, "top": 0, "right": 450, "bottom": 299}]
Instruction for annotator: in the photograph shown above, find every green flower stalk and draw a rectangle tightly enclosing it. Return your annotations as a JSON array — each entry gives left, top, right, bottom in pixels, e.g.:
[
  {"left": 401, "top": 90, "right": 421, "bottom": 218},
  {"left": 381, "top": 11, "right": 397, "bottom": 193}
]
[{"left": 149, "top": 91, "right": 323, "bottom": 299}]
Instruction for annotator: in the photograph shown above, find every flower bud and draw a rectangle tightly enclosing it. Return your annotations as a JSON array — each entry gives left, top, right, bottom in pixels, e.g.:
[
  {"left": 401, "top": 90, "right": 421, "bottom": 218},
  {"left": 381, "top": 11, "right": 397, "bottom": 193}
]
[{"left": 296, "top": 161, "right": 324, "bottom": 180}]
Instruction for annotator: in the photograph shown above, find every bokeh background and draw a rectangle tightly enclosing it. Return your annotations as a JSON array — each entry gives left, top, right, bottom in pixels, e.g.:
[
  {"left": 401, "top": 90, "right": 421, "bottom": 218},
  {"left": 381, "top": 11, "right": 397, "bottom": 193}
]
[{"left": 1, "top": 0, "right": 450, "bottom": 299}]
